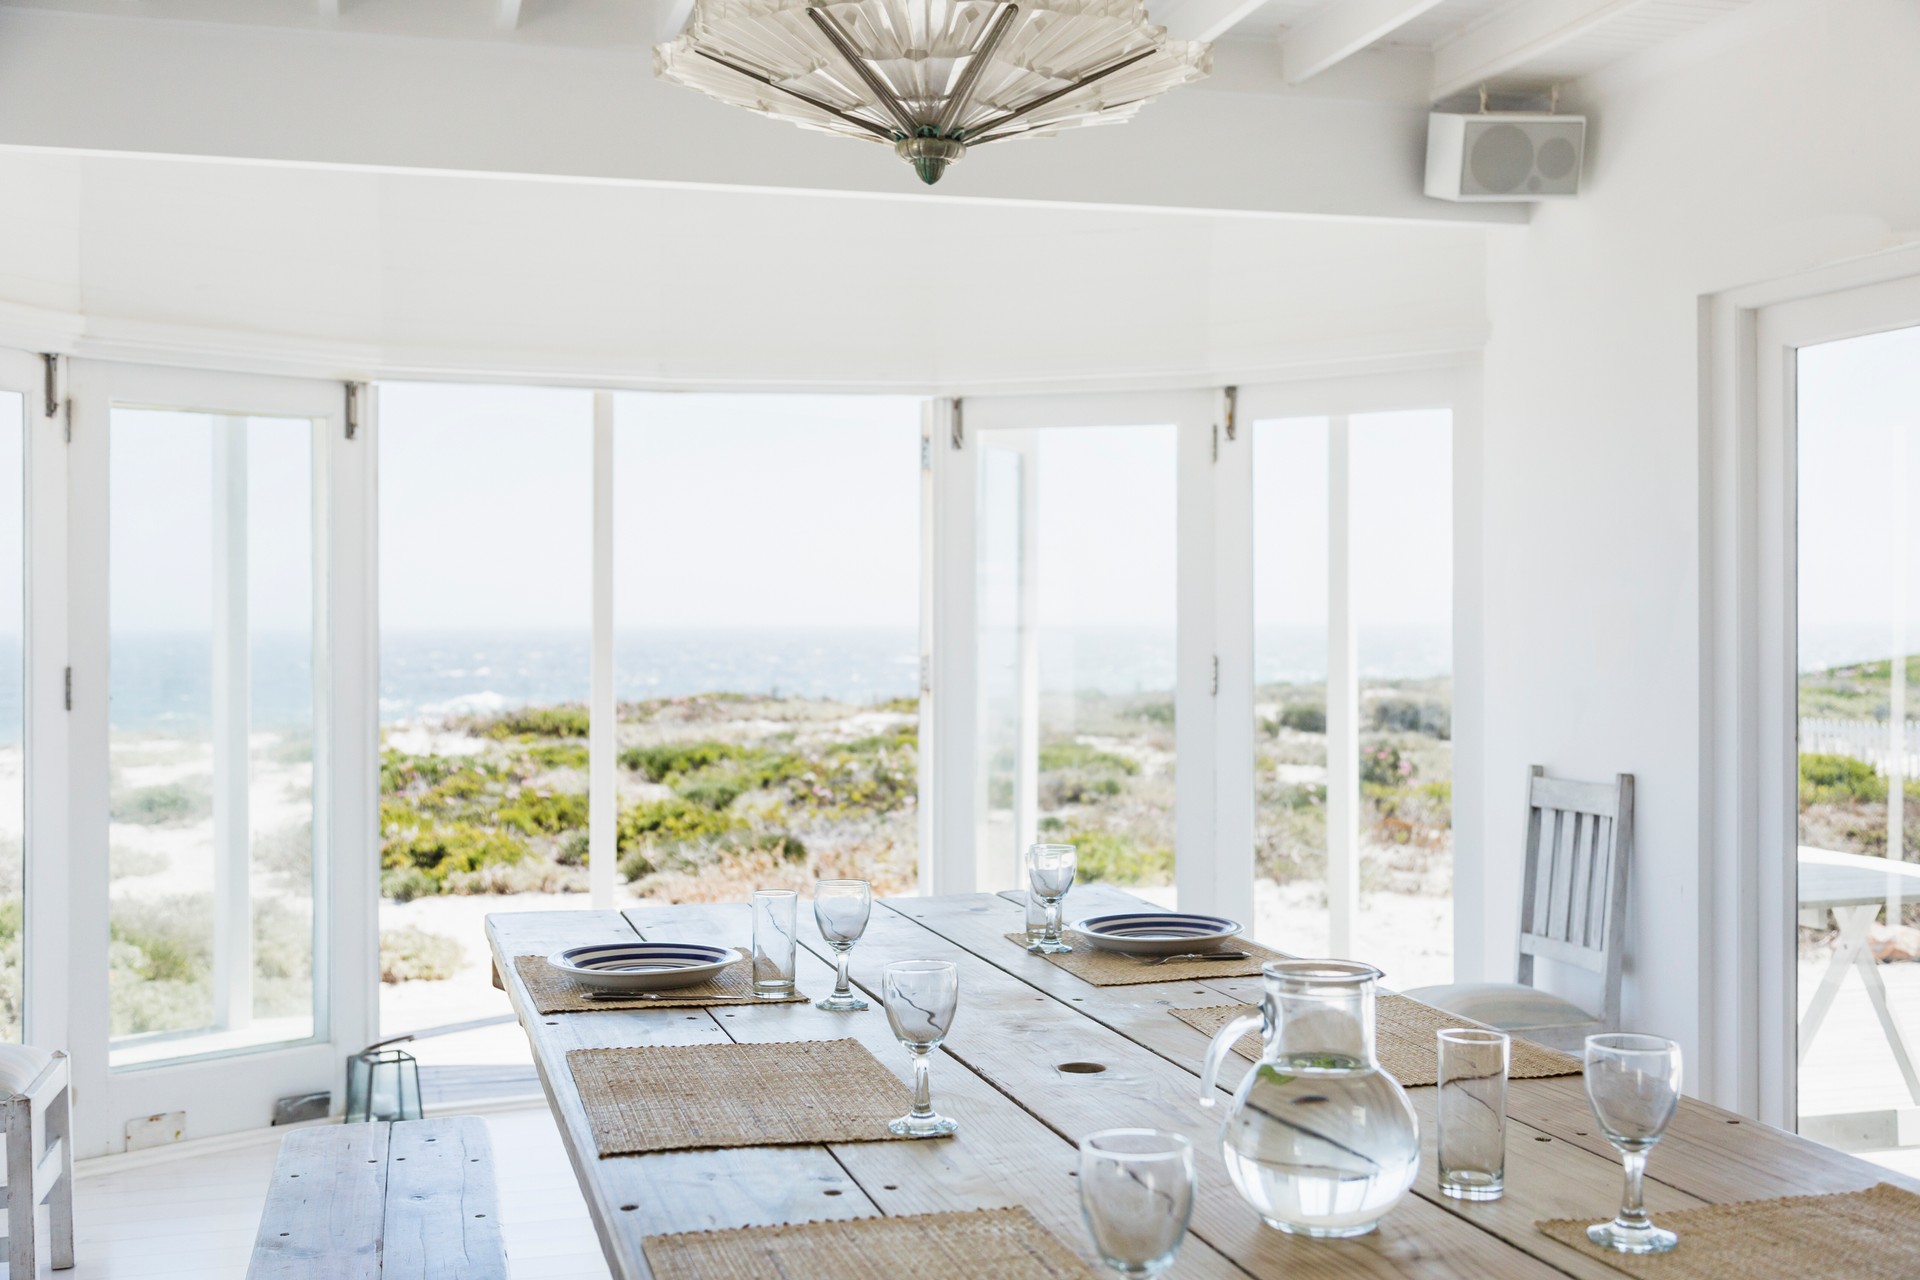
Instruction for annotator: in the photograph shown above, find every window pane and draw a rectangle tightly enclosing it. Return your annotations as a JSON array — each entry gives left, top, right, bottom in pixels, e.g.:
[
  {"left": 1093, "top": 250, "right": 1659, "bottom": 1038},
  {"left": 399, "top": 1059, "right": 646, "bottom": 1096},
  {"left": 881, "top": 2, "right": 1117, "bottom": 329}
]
[
  {"left": 1253, "top": 418, "right": 1330, "bottom": 955},
  {"left": 1795, "top": 324, "right": 1920, "bottom": 1161},
  {"left": 1351, "top": 410, "right": 1452, "bottom": 988},
  {"left": 1253, "top": 410, "right": 1452, "bottom": 987},
  {"left": 378, "top": 384, "right": 591, "bottom": 1098},
  {"left": 612, "top": 394, "right": 923, "bottom": 901},
  {"left": 110, "top": 409, "right": 319, "bottom": 1066},
  {"left": 977, "top": 424, "right": 1178, "bottom": 898},
  {"left": 0, "top": 392, "right": 21, "bottom": 1041}
]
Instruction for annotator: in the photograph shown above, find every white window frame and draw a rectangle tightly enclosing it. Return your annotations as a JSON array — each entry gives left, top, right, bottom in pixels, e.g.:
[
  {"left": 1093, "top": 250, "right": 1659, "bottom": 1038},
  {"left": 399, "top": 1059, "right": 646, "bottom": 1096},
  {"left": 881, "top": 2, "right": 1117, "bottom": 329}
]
[
  {"left": 1705, "top": 255, "right": 1920, "bottom": 1126},
  {"left": 64, "top": 360, "right": 376, "bottom": 1156},
  {"left": 1234, "top": 366, "right": 1482, "bottom": 974}
]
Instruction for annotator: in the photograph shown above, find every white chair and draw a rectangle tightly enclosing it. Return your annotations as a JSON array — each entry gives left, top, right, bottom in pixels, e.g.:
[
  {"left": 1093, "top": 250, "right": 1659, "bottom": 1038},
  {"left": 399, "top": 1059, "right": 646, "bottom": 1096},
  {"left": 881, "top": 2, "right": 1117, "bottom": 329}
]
[
  {"left": 0, "top": 1046, "right": 74, "bottom": 1277},
  {"left": 1405, "top": 767, "right": 1634, "bottom": 1053}
]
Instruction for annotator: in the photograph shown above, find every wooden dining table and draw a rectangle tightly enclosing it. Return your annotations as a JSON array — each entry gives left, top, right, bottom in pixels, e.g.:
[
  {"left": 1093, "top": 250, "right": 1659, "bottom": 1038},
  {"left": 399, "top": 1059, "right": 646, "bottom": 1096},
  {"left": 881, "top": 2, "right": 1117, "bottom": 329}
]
[{"left": 485, "top": 884, "right": 1918, "bottom": 1279}]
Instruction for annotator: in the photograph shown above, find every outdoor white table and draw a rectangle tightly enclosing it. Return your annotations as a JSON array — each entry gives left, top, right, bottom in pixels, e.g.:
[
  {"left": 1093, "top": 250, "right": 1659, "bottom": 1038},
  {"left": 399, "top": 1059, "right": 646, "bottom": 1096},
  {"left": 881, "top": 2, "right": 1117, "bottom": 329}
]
[
  {"left": 487, "top": 884, "right": 1917, "bottom": 1280},
  {"left": 1797, "top": 844, "right": 1920, "bottom": 1102}
]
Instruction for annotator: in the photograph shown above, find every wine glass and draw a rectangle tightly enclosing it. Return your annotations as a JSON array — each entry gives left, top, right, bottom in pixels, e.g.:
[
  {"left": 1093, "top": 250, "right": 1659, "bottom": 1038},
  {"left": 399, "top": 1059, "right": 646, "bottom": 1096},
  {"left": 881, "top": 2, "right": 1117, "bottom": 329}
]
[
  {"left": 1026, "top": 843, "right": 1078, "bottom": 954},
  {"left": 813, "top": 879, "right": 872, "bottom": 1012},
  {"left": 1078, "top": 1129, "right": 1196, "bottom": 1277},
  {"left": 1583, "top": 1033, "right": 1682, "bottom": 1254},
  {"left": 882, "top": 960, "right": 959, "bottom": 1137}
]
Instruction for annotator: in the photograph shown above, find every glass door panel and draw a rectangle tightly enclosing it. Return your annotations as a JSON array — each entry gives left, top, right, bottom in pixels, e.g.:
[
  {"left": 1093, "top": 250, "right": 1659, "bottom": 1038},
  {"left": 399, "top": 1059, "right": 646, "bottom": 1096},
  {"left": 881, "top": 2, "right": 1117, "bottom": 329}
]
[
  {"left": 377, "top": 383, "right": 592, "bottom": 1102},
  {"left": 975, "top": 423, "right": 1178, "bottom": 899},
  {"left": 108, "top": 409, "right": 320, "bottom": 1066},
  {"left": 1794, "top": 323, "right": 1920, "bottom": 1162},
  {"left": 0, "top": 389, "right": 21, "bottom": 1040},
  {"left": 611, "top": 393, "right": 924, "bottom": 902}
]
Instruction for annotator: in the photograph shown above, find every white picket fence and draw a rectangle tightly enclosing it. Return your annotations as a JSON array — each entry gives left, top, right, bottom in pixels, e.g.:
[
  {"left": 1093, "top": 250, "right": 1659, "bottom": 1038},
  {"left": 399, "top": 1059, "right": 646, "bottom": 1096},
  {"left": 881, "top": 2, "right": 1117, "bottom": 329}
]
[{"left": 1801, "top": 717, "right": 1920, "bottom": 777}]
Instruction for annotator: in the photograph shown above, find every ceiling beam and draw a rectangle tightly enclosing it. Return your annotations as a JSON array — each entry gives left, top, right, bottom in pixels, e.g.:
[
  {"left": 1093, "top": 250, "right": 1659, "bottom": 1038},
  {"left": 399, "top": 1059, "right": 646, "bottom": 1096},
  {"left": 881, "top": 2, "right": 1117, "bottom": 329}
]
[
  {"left": 1278, "top": 0, "right": 1446, "bottom": 85},
  {"left": 1430, "top": 0, "right": 1652, "bottom": 99},
  {"left": 1153, "top": 0, "right": 1275, "bottom": 45},
  {"left": 657, "top": 0, "right": 697, "bottom": 42},
  {"left": 495, "top": 0, "right": 524, "bottom": 31}
]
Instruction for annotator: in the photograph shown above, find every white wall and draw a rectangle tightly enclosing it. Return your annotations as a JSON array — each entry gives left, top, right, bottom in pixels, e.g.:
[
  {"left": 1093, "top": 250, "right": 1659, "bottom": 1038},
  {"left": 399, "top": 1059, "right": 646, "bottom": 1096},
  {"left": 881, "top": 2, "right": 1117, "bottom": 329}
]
[
  {"left": 0, "top": 149, "right": 1490, "bottom": 392},
  {"left": 1477, "top": 0, "right": 1920, "bottom": 1097}
]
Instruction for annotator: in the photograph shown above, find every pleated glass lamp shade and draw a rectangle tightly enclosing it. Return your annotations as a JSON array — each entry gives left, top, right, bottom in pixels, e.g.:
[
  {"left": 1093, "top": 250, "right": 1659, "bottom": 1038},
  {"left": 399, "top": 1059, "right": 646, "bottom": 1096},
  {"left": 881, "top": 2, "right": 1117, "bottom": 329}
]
[{"left": 654, "top": 0, "right": 1210, "bottom": 184}]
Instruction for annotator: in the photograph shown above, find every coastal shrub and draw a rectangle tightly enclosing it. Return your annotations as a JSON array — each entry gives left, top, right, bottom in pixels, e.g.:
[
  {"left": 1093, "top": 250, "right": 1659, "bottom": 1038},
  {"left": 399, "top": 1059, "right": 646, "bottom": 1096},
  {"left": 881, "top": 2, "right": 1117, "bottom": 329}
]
[
  {"left": 1048, "top": 774, "right": 1123, "bottom": 805},
  {"left": 622, "top": 741, "right": 748, "bottom": 781},
  {"left": 1065, "top": 829, "right": 1174, "bottom": 886},
  {"left": 1279, "top": 704, "right": 1327, "bottom": 734},
  {"left": 616, "top": 797, "right": 742, "bottom": 853},
  {"left": 381, "top": 866, "right": 439, "bottom": 903},
  {"left": 381, "top": 926, "right": 464, "bottom": 984},
  {"left": 257, "top": 822, "right": 313, "bottom": 882},
  {"left": 529, "top": 743, "right": 590, "bottom": 771},
  {"left": 1370, "top": 697, "right": 1450, "bottom": 739},
  {"left": 1039, "top": 742, "right": 1140, "bottom": 776},
  {"left": 1360, "top": 744, "right": 1415, "bottom": 787},
  {"left": 109, "top": 894, "right": 216, "bottom": 1036},
  {"left": 381, "top": 751, "right": 475, "bottom": 793},
  {"left": 112, "top": 780, "right": 213, "bottom": 827},
  {"left": 480, "top": 705, "right": 591, "bottom": 740},
  {"left": 1800, "top": 752, "right": 1887, "bottom": 806},
  {"left": 381, "top": 821, "right": 527, "bottom": 889},
  {"left": 1133, "top": 701, "right": 1176, "bottom": 726},
  {"left": 677, "top": 777, "right": 745, "bottom": 812},
  {"left": 499, "top": 788, "right": 589, "bottom": 835}
]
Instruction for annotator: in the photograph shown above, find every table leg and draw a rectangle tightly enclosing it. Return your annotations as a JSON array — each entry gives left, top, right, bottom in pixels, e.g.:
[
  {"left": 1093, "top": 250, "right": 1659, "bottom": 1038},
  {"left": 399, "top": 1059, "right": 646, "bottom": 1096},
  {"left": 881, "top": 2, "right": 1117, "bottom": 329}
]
[
  {"left": 1850, "top": 925, "right": 1920, "bottom": 1105},
  {"left": 1799, "top": 905, "right": 1877, "bottom": 1061}
]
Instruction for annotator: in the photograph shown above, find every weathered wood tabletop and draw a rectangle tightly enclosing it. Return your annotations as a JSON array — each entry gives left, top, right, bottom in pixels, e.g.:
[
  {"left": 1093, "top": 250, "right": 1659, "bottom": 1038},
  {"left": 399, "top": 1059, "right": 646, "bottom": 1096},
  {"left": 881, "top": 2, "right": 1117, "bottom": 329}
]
[{"left": 485, "top": 885, "right": 1915, "bottom": 1279}]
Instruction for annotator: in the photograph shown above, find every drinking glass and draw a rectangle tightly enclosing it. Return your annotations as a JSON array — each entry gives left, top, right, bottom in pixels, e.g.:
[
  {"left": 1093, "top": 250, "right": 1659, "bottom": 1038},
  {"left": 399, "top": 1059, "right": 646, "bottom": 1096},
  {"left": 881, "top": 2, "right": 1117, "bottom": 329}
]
[
  {"left": 1025, "top": 843, "right": 1078, "bottom": 954},
  {"left": 1436, "top": 1028, "right": 1510, "bottom": 1201},
  {"left": 751, "top": 888, "right": 798, "bottom": 998},
  {"left": 1583, "top": 1033, "right": 1683, "bottom": 1254},
  {"left": 882, "top": 960, "right": 959, "bottom": 1137},
  {"left": 813, "top": 879, "right": 872, "bottom": 1012},
  {"left": 1078, "top": 1129, "right": 1196, "bottom": 1277}
]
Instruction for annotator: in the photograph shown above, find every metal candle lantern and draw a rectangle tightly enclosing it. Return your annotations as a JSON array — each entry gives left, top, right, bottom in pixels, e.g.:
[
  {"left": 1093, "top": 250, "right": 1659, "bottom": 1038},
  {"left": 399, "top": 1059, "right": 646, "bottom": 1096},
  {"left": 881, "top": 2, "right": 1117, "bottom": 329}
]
[{"left": 345, "top": 1036, "right": 422, "bottom": 1123}]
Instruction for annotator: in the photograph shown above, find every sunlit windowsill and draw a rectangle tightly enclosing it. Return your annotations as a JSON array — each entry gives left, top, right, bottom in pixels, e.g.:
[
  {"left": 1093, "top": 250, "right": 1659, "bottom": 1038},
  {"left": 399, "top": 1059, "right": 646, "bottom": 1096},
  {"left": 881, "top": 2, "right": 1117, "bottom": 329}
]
[{"left": 110, "top": 1015, "right": 318, "bottom": 1070}]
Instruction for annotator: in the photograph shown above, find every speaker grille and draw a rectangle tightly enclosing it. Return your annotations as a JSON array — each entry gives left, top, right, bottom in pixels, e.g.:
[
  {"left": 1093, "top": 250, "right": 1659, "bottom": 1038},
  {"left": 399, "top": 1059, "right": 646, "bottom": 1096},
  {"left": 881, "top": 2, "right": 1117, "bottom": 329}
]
[
  {"left": 1469, "top": 124, "right": 1534, "bottom": 194},
  {"left": 1459, "top": 118, "right": 1585, "bottom": 198}
]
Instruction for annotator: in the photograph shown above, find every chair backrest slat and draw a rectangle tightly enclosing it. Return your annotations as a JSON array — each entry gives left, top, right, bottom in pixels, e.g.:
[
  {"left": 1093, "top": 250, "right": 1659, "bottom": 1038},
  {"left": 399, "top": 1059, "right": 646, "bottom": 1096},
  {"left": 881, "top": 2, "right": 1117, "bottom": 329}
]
[{"left": 1516, "top": 767, "right": 1635, "bottom": 1028}]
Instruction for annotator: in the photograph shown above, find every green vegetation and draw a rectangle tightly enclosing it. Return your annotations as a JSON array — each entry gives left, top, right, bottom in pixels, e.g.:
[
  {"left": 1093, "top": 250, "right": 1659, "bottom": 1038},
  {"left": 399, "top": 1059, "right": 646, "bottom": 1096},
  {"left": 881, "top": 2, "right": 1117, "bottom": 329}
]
[
  {"left": 1038, "top": 742, "right": 1140, "bottom": 776},
  {"left": 1064, "top": 828, "right": 1174, "bottom": 885},
  {"left": 380, "top": 926, "right": 464, "bottom": 984},
  {"left": 1800, "top": 752, "right": 1888, "bottom": 806},
  {"left": 112, "top": 780, "right": 213, "bottom": 826},
  {"left": 476, "top": 704, "right": 592, "bottom": 739},
  {"left": 1278, "top": 704, "right": 1326, "bottom": 734}
]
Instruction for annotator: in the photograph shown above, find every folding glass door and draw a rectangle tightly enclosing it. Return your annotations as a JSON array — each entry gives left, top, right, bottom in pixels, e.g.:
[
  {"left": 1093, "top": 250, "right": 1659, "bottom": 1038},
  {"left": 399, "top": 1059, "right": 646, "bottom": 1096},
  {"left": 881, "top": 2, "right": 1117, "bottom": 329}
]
[
  {"left": 932, "top": 391, "right": 1229, "bottom": 908},
  {"left": 67, "top": 362, "right": 373, "bottom": 1156}
]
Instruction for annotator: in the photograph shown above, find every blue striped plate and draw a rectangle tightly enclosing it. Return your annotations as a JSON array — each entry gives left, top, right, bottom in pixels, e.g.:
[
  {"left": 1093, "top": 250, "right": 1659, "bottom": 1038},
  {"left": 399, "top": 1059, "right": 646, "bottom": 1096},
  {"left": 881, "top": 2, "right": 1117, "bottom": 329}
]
[
  {"left": 545, "top": 941, "right": 743, "bottom": 993},
  {"left": 1068, "top": 912, "right": 1243, "bottom": 956}
]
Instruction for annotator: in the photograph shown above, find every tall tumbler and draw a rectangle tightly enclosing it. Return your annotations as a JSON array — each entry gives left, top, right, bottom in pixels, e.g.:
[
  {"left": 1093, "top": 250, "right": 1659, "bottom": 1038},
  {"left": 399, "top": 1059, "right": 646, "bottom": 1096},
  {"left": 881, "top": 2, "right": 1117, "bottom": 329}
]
[
  {"left": 752, "top": 888, "right": 799, "bottom": 998},
  {"left": 1437, "top": 1027, "right": 1510, "bottom": 1200}
]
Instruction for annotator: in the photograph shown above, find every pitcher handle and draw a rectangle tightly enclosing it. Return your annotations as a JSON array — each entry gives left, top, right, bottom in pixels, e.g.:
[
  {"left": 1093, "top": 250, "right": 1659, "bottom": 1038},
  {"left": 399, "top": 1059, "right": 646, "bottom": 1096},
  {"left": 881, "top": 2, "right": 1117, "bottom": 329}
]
[{"left": 1198, "top": 1011, "right": 1263, "bottom": 1108}]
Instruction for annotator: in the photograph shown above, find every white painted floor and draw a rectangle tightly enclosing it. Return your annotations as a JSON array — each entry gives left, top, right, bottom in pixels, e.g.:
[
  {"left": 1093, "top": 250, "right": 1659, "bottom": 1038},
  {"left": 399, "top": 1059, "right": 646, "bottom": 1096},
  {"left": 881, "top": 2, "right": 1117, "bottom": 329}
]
[{"left": 47, "top": 1107, "right": 609, "bottom": 1280}]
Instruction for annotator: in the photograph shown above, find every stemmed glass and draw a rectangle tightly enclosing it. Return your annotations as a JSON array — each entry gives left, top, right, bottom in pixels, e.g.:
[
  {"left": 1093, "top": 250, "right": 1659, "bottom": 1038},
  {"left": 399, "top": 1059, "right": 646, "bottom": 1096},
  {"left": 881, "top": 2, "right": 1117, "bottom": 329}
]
[
  {"left": 1026, "top": 843, "right": 1078, "bottom": 954},
  {"left": 1078, "top": 1130, "right": 1196, "bottom": 1277},
  {"left": 881, "top": 960, "right": 959, "bottom": 1137},
  {"left": 1583, "top": 1033, "right": 1683, "bottom": 1254},
  {"left": 813, "top": 879, "right": 872, "bottom": 1012}
]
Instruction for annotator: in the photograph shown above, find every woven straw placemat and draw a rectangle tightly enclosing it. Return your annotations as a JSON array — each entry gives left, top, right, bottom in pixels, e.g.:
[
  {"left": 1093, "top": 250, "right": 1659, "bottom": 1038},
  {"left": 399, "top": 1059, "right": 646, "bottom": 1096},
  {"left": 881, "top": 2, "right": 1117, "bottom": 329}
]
[
  {"left": 567, "top": 1037, "right": 919, "bottom": 1157},
  {"left": 1002, "top": 933, "right": 1287, "bottom": 986},
  {"left": 1168, "top": 994, "right": 1583, "bottom": 1087},
  {"left": 643, "top": 1207, "right": 1100, "bottom": 1280},
  {"left": 1537, "top": 1182, "right": 1920, "bottom": 1279},
  {"left": 513, "top": 954, "right": 807, "bottom": 1014}
]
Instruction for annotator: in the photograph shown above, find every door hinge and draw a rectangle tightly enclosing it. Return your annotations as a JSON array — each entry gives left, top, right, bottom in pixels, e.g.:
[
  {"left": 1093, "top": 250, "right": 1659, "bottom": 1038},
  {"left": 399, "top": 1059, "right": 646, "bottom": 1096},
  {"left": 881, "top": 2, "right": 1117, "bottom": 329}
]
[
  {"left": 920, "top": 434, "right": 932, "bottom": 472},
  {"left": 949, "top": 398, "right": 964, "bottom": 450},
  {"left": 345, "top": 381, "right": 365, "bottom": 441},
  {"left": 41, "top": 353, "right": 58, "bottom": 419},
  {"left": 61, "top": 398, "right": 71, "bottom": 444},
  {"left": 1211, "top": 422, "right": 1219, "bottom": 463},
  {"left": 1210, "top": 655, "right": 1219, "bottom": 696},
  {"left": 920, "top": 655, "right": 931, "bottom": 695},
  {"left": 64, "top": 666, "right": 71, "bottom": 712},
  {"left": 1224, "top": 385, "right": 1238, "bottom": 442}
]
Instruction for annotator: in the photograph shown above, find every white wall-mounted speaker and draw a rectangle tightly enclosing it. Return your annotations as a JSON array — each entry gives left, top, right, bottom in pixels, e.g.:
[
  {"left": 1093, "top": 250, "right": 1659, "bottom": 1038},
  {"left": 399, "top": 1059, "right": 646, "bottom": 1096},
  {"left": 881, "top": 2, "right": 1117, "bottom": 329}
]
[{"left": 1424, "top": 112, "right": 1586, "bottom": 202}]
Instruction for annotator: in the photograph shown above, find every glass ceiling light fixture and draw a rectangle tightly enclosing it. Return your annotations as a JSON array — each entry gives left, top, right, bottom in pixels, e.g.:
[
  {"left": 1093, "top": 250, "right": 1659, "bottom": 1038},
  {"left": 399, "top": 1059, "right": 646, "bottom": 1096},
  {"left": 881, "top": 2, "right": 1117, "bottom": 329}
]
[{"left": 654, "top": 0, "right": 1211, "bottom": 185}]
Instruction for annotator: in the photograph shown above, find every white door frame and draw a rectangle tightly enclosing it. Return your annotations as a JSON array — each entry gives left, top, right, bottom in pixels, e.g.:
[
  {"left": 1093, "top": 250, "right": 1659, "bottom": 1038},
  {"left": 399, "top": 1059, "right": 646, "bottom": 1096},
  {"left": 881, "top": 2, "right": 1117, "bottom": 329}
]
[
  {"left": 65, "top": 359, "right": 375, "bottom": 1156},
  {"left": 1707, "top": 260, "right": 1920, "bottom": 1127}
]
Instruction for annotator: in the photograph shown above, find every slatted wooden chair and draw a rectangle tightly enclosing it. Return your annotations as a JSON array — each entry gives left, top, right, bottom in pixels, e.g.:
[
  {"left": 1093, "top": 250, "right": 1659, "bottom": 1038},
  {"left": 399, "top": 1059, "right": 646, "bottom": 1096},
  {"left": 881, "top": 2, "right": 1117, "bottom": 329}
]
[
  {"left": 1405, "top": 766, "right": 1634, "bottom": 1053},
  {"left": 0, "top": 1046, "right": 74, "bottom": 1278}
]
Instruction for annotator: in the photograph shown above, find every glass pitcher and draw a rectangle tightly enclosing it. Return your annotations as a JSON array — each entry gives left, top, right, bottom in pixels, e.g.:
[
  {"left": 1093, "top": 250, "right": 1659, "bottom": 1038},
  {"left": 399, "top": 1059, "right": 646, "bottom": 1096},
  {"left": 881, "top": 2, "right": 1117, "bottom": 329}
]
[{"left": 1197, "top": 960, "right": 1419, "bottom": 1238}]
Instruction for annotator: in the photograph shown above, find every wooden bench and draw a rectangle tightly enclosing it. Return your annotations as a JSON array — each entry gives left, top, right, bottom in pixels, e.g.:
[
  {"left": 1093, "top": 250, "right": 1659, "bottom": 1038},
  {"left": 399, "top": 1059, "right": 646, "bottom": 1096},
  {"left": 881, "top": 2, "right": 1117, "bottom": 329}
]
[{"left": 247, "top": 1116, "right": 507, "bottom": 1279}]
